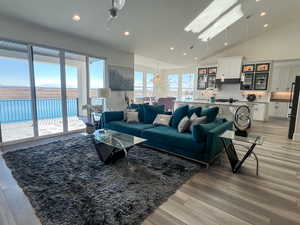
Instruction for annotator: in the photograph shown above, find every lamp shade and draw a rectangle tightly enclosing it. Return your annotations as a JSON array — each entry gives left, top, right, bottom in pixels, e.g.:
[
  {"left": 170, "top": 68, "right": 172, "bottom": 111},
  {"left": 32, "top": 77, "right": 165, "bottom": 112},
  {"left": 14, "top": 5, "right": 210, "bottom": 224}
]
[{"left": 97, "top": 88, "right": 111, "bottom": 98}]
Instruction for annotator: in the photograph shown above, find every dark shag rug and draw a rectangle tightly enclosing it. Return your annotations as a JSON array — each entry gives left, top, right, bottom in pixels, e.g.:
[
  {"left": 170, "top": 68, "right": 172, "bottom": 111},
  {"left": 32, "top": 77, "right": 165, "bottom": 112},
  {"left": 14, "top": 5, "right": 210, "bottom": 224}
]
[{"left": 3, "top": 135, "right": 202, "bottom": 225}]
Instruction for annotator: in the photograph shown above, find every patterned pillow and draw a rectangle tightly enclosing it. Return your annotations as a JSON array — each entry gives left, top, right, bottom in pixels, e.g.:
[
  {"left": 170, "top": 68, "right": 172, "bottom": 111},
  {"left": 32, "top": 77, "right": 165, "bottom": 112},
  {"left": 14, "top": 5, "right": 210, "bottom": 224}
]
[
  {"left": 153, "top": 114, "right": 171, "bottom": 126},
  {"left": 189, "top": 113, "right": 207, "bottom": 132},
  {"left": 177, "top": 116, "right": 191, "bottom": 133}
]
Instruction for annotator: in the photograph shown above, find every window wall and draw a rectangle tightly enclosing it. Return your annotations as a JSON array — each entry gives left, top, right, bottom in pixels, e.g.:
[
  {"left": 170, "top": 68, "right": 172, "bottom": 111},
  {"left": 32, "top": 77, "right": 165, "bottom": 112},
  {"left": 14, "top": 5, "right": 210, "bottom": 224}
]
[
  {"left": 134, "top": 71, "right": 155, "bottom": 98},
  {"left": 167, "top": 73, "right": 195, "bottom": 99},
  {"left": 0, "top": 39, "right": 106, "bottom": 143},
  {"left": 181, "top": 73, "right": 195, "bottom": 100},
  {"left": 167, "top": 74, "right": 179, "bottom": 97}
]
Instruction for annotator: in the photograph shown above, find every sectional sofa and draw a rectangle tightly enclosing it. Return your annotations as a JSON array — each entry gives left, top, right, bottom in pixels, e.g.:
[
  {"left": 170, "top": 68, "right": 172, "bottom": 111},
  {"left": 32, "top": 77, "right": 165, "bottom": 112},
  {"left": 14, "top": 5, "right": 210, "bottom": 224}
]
[{"left": 102, "top": 105, "right": 233, "bottom": 167}]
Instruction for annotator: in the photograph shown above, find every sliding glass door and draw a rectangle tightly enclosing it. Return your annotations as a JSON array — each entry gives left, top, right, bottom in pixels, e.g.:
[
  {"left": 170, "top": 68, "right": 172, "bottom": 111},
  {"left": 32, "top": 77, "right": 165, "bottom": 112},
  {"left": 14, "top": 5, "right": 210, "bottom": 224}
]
[
  {"left": 65, "top": 52, "right": 86, "bottom": 131},
  {"left": 0, "top": 41, "right": 34, "bottom": 142},
  {"left": 0, "top": 39, "right": 106, "bottom": 144},
  {"left": 33, "top": 47, "right": 63, "bottom": 136}
]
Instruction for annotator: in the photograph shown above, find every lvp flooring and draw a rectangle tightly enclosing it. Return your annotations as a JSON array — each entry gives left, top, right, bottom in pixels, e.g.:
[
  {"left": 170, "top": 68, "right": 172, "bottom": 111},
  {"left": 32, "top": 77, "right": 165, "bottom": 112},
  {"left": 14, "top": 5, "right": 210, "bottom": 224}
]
[{"left": 0, "top": 119, "right": 300, "bottom": 225}]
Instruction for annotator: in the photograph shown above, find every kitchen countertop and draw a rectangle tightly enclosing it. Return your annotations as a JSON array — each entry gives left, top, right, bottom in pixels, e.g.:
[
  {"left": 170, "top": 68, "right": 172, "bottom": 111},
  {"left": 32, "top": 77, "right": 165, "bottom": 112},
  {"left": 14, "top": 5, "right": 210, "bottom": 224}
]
[{"left": 175, "top": 100, "right": 250, "bottom": 107}]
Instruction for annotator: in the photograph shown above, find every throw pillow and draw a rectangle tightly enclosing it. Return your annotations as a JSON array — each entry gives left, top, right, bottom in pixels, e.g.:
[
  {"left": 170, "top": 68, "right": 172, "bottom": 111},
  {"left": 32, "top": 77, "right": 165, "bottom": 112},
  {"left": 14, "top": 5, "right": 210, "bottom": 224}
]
[
  {"left": 171, "top": 105, "right": 189, "bottom": 128},
  {"left": 126, "top": 111, "right": 139, "bottom": 123},
  {"left": 192, "top": 120, "right": 223, "bottom": 142},
  {"left": 189, "top": 114, "right": 207, "bottom": 132},
  {"left": 129, "top": 103, "right": 149, "bottom": 122},
  {"left": 187, "top": 106, "right": 202, "bottom": 118},
  {"left": 153, "top": 114, "right": 171, "bottom": 126},
  {"left": 201, "top": 106, "right": 219, "bottom": 123},
  {"left": 143, "top": 104, "right": 165, "bottom": 124},
  {"left": 177, "top": 116, "right": 191, "bottom": 133},
  {"left": 123, "top": 109, "right": 137, "bottom": 121}
]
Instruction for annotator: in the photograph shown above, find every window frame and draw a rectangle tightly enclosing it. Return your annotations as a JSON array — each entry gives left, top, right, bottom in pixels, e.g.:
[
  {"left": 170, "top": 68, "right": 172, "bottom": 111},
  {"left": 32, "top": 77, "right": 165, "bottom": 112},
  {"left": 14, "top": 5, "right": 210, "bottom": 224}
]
[{"left": 0, "top": 38, "right": 107, "bottom": 144}]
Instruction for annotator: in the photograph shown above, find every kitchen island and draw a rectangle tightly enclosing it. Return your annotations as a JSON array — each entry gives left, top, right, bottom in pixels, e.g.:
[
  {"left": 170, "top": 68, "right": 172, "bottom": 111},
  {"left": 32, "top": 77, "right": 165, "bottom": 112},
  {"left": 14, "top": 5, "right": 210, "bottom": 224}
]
[{"left": 175, "top": 100, "right": 254, "bottom": 121}]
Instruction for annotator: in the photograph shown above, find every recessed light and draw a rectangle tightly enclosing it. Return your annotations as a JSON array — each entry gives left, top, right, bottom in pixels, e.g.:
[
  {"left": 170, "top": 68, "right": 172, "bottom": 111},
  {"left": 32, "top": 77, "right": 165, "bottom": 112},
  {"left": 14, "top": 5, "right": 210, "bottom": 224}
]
[
  {"left": 264, "top": 23, "right": 269, "bottom": 28},
  {"left": 183, "top": 53, "right": 187, "bottom": 56},
  {"left": 260, "top": 12, "right": 267, "bottom": 17},
  {"left": 123, "top": 31, "right": 130, "bottom": 36},
  {"left": 194, "top": 57, "right": 198, "bottom": 60},
  {"left": 72, "top": 14, "right": 81, "bottom": 22},
  {"left": 256, "top": 0, "right": 260, "bottom": 2},
  {"left": 224, "top": 42, "right": 228, "bottom": 46},
  {"left": 170, "top": 47, "right": 175, "bottom": 51}
]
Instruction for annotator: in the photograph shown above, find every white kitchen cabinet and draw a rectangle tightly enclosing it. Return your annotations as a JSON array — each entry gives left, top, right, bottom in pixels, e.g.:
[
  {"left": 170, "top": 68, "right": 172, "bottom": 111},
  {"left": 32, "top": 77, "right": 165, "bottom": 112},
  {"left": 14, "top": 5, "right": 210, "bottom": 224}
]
[
  {"left": 251, "top": 103, "right": 268, "bottom": 121},
  {"left": 268, "top": 102, "right": 289, "bottom": 118},
  {"left": 217, "top": 56, "right": 243, "bottom": 80},
  {"left": 271, "top": 61, "right": 300, "bottom": 91}
]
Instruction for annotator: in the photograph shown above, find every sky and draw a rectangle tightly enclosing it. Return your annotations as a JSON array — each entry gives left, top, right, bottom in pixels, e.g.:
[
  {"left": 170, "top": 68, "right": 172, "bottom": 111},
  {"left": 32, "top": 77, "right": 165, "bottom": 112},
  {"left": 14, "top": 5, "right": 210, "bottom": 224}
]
[{"left": 0, "top": 57, "right": 104, "bottom": 89}]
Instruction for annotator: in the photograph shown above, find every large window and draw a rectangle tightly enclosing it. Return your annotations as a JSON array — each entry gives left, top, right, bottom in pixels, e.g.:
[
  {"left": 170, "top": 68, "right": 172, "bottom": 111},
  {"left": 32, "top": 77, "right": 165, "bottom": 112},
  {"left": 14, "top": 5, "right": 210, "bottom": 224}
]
[
  {"left": 134, "top": 71, "right": 143, "bottom": 97},
  {"left": 167, "top": 74, "right": 179, "bottom": 97},
  {"left": 134, "top": 71, "right": 155, "bottom": 97},
  {"left": 89, "top": 57, "right": 105, "bottom": 105},
  {"left": 145, "top": 73, "right": 154, "bottom": 97},
  {"left": 182, "top": 73, "right": 195, "bottom": 99},
  {"left": 0, "top": 39, "right": 106, "bottom": 143}
]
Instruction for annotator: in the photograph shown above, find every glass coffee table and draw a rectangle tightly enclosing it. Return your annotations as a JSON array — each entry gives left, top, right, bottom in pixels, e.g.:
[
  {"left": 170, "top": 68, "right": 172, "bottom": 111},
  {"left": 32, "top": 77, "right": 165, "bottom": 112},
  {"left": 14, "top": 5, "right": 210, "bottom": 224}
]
[
  {"left": 219, "top": 130, "right": 264, "bottom": 176},
  {"left": 93, "top": 129, "right": 146, "bottom": 164}
]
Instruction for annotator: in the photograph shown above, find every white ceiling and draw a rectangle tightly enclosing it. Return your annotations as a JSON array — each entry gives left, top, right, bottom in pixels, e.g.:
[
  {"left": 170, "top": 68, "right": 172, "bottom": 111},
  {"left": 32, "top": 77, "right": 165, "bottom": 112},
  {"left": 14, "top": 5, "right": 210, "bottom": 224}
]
[{"left": 0, "top": 0, "right": 299, "bottom": 68}]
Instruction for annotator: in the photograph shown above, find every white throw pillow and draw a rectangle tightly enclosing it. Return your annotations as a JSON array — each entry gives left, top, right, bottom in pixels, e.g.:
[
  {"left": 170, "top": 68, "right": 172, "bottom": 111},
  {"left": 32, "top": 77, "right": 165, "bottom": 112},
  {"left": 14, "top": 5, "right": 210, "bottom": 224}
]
[
  {"left": 124, "top": 109, "right": 137, "bottom": 121},
  {"left": 189, "top": 113, "right": 207, "bottom": 132},
  {"left": 177, "top": 116, "right": 191, "bottom": 133},
  {"left": 126, "top": 111, "right": 139, "bottom": 123},
  {"left": 153, "top": 114, "right": 171, "bottom": 126}
]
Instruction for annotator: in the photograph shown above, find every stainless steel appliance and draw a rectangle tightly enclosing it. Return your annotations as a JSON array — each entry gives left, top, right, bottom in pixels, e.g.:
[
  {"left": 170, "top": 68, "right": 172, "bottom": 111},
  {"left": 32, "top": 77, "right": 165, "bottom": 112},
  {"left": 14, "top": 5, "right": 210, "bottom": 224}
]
[
  {"left": 288, "top": 76, "right": 300, "bottom": 139},
  {"left": 241, "top": 73, "right": 254, "bottom": 90},
  {"left": 254, "top": 72, "right": 268, "bottom": 90}
]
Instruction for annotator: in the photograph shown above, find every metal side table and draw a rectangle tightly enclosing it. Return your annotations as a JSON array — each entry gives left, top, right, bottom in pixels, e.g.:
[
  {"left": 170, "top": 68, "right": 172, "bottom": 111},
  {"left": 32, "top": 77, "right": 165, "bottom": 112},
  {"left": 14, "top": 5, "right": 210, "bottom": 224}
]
[{"left": 219, "top": 130, "right": 264, "bottom": 176}]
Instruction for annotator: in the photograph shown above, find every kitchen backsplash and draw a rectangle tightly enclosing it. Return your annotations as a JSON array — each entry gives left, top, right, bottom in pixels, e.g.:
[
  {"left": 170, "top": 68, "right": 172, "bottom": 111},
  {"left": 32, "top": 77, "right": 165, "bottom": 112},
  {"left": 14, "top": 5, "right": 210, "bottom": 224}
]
[{"left": 195, "top": 83, "right": 270, "bottom": 102}]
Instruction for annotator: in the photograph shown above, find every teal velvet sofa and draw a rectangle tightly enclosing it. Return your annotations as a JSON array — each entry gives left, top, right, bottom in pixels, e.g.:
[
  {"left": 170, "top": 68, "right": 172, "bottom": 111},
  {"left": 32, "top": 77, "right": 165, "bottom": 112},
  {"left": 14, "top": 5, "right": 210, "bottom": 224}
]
[{"left": 102, "top": 106, "right": 232, "bottom": 166}]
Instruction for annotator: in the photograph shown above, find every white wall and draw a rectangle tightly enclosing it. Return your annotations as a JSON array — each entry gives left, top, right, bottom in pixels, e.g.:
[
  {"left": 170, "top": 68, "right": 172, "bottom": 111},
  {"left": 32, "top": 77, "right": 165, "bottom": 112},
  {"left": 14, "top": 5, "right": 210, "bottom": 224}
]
[
  {"left": 200, "top": 20, "right": 300, "bottom": 65},
  {"left": 0, "top": 15, "right": 134, "bottom": 110}
]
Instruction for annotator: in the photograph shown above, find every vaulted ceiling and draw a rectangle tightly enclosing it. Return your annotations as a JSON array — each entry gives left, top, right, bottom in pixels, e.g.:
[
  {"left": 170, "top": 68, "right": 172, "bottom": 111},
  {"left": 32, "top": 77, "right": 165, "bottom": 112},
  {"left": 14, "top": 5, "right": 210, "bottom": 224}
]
[{"left": 0, "top": 0, "right": 299, "bottom": 67}]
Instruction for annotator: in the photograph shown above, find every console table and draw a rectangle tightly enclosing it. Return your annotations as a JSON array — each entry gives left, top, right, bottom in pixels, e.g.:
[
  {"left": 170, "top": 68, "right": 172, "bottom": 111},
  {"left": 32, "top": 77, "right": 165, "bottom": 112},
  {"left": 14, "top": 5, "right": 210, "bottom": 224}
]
[{"left": 219, "top": 130, "right": 264, "bottom": 176}]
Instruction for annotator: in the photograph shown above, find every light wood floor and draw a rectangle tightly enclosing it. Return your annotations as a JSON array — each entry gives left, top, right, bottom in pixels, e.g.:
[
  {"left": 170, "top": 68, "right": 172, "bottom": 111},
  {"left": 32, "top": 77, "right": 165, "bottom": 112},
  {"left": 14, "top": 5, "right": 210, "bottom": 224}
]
[{"left": 1, "top": 119, "right": 300, "bottom": 225}]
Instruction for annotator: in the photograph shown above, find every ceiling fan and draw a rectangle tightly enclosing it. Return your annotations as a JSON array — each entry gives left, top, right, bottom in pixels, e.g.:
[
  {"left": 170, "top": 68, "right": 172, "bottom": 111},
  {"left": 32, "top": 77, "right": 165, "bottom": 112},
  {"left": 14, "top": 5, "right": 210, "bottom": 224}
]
[{"left": 106, "top": 0, "right": 127, "bottom": 30}]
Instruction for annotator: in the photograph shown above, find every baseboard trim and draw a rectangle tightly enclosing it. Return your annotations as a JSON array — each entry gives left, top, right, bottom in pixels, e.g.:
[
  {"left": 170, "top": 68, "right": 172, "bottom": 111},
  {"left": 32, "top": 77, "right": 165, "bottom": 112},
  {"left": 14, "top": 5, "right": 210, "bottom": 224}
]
[{"left": 293, "top": 132, "right": 300, "bottom": 141}]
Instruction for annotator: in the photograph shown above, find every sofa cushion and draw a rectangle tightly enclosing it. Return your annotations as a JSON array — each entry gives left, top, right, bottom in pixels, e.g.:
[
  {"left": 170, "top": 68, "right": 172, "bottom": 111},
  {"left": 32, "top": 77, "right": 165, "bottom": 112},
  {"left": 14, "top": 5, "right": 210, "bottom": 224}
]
[
  {"left": 106, "top": 121, "right": 154, "bottom": 137},
  {"left": 201, "top": 107, "right": 219, "bottom": 123},
  {"left": 187, "top": 106, "right": 202, "bottom": 118},
  {"left": 130, "top": 103, "right": 149, "bottom": 122},
  {"left": 141, "top": 126, "right": 205, "bottom": 153},
  {"left": 143, "top": 104, "right": 165, "bottom": 124},
  {"left": 192, "top": 120, "right": 223, "bottom": 143},
  {"left": 171, "top": 105, "right": 189, "bottom": 128}
]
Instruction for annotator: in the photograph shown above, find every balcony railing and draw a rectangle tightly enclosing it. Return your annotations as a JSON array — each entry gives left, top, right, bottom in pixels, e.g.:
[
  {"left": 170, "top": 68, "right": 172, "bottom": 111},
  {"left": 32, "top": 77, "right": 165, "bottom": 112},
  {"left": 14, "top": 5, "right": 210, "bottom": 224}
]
[{"left": 0, "top": 98, "right": 79, "bottom": 123}]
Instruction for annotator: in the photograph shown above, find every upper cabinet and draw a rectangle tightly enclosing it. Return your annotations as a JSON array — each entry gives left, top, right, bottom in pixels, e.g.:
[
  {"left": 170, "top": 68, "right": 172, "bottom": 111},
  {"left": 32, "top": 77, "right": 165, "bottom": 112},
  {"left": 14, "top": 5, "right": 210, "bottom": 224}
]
[
  {"left": 217, "top": 56, "right": 243, "bottom": 80},
  {"left": 271, "top": 61, "right": 300, "bottom": 92}
]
